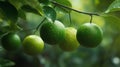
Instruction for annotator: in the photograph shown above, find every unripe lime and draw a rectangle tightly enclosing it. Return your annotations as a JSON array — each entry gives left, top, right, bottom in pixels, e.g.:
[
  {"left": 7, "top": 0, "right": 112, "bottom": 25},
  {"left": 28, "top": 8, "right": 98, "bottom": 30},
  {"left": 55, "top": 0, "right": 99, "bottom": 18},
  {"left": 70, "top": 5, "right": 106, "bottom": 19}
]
[
  {"left": 1, "top": 33, "right": 21, "bottom": 51},
  {"left": 23, "top": 35, "right": 44, "bottom": 55},
  {"left": 40, "top": 20, "right": 65, "bottom": 45},
  {"left": 59, "top": 27, "right": 79, "bottom": 51},
  {"left": 76, "top": 23, "right": 103, "bottom": 48}
]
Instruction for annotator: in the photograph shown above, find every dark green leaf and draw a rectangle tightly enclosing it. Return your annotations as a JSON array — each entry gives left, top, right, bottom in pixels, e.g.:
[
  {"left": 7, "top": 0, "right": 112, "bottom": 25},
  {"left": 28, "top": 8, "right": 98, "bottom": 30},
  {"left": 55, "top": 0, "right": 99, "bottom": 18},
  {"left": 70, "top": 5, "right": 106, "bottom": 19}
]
[
  {"left": 38, "top": 0, "right": 50, "bottom": 5},
  {"left": 21, "top": 5, "right": 40, "bottom": 15},
  {"left": 24, "top": 0, "right": 44, "bottom": 16},
  {"left": 105, "top": 0, "right": 120, "bottom": 13},
  {"left": 0, "top": 1, "right": 18, "bottom": 22},
  {"left": 18, "top": 9, "right": 26, "bottom": 20},
  {"left": 54, "top": 0, "right": 72, "bottom": 12},
  {"left": 43, "top": 6, "right": 56, "bottom": 22}
]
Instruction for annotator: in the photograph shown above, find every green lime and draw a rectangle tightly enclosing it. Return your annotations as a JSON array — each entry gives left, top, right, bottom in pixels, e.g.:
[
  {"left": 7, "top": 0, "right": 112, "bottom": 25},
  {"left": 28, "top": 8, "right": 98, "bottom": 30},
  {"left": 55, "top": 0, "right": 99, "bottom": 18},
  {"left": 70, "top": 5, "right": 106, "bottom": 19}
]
[
  {"left": 1, "top": 33, "right": 21, "bottom": 51},
  {"left": 23, "top": 35, "right": 44, "bottom": 55},
  {"left": 77, "top": 23, "right": 103, "bottom": 48},
  {"left": 40, "top": 20, "right": 65, "bottom": 45},
  {"left": 59, "top": 27, "right": 79, "bottom": 51}
]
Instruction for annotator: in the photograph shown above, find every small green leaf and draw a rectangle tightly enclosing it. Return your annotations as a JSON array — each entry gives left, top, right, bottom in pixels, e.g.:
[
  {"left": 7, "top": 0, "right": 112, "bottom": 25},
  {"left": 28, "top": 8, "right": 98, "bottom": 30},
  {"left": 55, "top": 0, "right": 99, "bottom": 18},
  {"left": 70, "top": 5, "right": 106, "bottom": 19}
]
[
  {"left": 105, "top": 0, "right": 120, "bottom": 13},
  {"left": 103, "top": 14, "right": 120, "bottom": 30},
  {"left": 0, "top": 1, "right": 18, "bottom": 22},
  {"left": 54, "top": 0, "right": 72, "bottom": 12},
  {"left": 43, "top": 6, "right": 56, "bottom": 22}
]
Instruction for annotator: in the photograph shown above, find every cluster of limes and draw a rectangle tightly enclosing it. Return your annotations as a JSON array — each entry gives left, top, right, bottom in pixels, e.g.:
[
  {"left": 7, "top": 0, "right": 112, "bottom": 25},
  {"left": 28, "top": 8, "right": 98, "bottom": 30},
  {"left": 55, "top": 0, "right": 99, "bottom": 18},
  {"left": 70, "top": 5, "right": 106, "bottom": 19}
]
[{"left": 0, "top": 20, "right": 103, "bottom": 56}]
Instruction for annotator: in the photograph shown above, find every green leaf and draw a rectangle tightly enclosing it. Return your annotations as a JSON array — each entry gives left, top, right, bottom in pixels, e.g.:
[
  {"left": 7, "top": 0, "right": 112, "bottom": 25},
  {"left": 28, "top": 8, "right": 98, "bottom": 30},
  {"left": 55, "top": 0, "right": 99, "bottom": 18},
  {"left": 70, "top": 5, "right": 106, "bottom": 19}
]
[
  {"left": 24, "top": 0, "right": 44, "bottom": 16},
  {"left": 0, "top": 1, "right": 18, "bottom": 22},
  {"left": 18, "top": 9, "right": 26, "bottom": 20},
  {"left": 21, "top": 5, "right": 40, "bottom": 15},
  {"left": 54, "top": 0, "right": 72, "bottom": 12},
  {"left": 103, "top": 14, "right": 120, "bottom": 30},
  {"left": 43, "top": 6, "right": 56, "bottom": 22},
  {"left": 105, "top": 0, "right": 120, "bottom": 13},
  {"left": 54, "top": 0, "right": 72, "bottom": 7},
  {"left": 9, "top": 0, "right": 24, "bottom": 9},
  {"left": 95, "top": 0, "right": 114, "bottom": 12},
  {"left": 38, "top": 0, "right": 50, "bottom": 5},
  {"left": 9, "top": 0, "right": 44, "bottom": 16}
]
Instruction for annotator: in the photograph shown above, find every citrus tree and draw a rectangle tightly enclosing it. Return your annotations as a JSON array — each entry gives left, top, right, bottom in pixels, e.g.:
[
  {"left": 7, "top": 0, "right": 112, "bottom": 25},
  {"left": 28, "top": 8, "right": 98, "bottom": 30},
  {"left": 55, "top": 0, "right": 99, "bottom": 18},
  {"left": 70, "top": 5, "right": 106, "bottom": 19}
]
[{"left": 0, "top": 0, "right": 120, "bottom": 67}]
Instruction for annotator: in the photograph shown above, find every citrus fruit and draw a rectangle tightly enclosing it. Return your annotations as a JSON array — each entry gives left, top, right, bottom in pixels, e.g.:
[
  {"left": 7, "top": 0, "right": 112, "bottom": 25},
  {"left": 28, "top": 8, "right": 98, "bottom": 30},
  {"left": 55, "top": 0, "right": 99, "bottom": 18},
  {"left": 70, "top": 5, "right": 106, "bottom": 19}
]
[
  {"left": 76, "top": 23, "right": 103, "bottom": 48},
  {"left": 22, "top": 35, "right": 44, "bottom": 55},
  {"left": 1, "top": 32, "right": 21, "bottom": 51},
  {"left": 40, "top": 20, "right": 65, "bottom": 45},
  {"left": 59, "top": 27, "right": 79, "bottom": 51}
]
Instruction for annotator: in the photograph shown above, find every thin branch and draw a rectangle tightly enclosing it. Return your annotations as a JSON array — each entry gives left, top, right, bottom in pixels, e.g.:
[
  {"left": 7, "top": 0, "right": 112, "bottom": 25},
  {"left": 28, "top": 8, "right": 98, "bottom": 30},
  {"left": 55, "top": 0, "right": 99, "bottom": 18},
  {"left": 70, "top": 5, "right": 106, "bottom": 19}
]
[
  {"left": 36, "top": 18, "right": 46, "bottom": 30},
  {"left": 68, "top": 11, "right": 72, "bottom": 26},
  {"left": 34, "top": 18, "right": 46, "bottom": 33},
  {"left": 51, "top": 1, "right": 99, "bottom": 16}
]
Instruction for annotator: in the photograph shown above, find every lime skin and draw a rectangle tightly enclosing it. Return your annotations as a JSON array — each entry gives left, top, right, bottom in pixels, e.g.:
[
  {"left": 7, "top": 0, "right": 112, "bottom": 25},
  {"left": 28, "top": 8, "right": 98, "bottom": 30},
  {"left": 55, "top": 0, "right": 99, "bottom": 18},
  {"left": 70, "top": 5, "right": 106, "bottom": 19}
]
[
  {"left": 40, "top": 20, "right": 65, "bottom": 45},
  {"left": 59, "top": 27, "right": 80, "bottom": 51},
  {"left": 76, "top": 23, "right": 103, "bottom": 48},
  {"left": 22, "top": 35, "right": 44, "bottom": 55},
  {"left": 1, "top": 33, "right": 21, "bottom": 51}
]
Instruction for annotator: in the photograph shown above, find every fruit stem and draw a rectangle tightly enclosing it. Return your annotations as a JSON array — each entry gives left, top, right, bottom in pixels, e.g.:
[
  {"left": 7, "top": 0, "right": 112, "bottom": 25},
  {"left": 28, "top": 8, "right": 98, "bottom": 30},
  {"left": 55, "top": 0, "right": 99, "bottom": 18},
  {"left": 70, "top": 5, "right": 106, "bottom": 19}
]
[
  {"left": 90, "top": 15, "right": 93, "bottom": 23},
  {"left": 68, "top": 11, "right": 72, "bottom": 26},
  {"left": 34, "top": 18, "right": 46, "bottom": 33},
  {"left": 51, "top": 1, "right": 99, "bottom": 16}
]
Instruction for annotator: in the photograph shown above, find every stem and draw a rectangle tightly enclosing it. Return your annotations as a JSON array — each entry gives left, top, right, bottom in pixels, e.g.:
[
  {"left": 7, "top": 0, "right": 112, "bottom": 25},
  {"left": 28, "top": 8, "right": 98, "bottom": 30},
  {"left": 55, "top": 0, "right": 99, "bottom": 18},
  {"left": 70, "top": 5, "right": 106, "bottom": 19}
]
[
  {"left": 90, "top": 15, "right": 93, "bottom": 23},
  {"left": 34, "top": 18, "right": 46, "bottom": 33},
  {"left": 51, "top": 1, "right": 99, "bottom": 16},
  {"left": 68, "top": 11, "right": 72, "bottom": 26}
]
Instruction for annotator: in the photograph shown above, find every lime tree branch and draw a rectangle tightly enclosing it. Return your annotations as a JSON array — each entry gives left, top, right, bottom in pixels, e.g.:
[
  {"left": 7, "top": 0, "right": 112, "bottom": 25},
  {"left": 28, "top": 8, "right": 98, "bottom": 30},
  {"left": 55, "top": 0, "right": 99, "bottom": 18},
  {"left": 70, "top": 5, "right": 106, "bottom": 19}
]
[{"left": 51, "top": 1, "right": 99, "bottom": 16}]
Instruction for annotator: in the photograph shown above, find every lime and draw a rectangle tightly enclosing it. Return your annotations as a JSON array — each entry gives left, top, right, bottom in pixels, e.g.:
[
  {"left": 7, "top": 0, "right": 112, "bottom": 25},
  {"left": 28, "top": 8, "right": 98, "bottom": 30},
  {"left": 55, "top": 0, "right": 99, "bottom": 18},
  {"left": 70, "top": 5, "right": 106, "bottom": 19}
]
[
  {"left": 77, "top": 23, "right": 103, "bottom": 48},
  {"left": 1, "top": 33, "right": 21, "bottom": 51},
  {"left": 59, "top": 27, "right": 79, "bottom": 51},
  {"left": 23, "top": 35, "right": 44, "bottom": 55},
  {"left": 40, "top": 20, "right": 65, "bottom": 45}
]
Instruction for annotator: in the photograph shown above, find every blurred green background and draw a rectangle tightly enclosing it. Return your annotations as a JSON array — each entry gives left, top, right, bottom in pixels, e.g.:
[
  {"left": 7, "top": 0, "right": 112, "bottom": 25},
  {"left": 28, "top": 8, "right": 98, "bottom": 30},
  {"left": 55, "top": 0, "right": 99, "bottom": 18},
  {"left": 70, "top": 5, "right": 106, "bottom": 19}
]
[{"left": 1, "top": 0, "right": 120, "bottom": 67}]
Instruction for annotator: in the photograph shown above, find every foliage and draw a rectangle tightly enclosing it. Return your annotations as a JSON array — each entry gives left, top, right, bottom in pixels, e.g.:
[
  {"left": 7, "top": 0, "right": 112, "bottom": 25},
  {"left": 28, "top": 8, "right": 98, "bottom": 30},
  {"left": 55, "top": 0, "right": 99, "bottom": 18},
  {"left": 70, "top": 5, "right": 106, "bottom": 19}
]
[{"left": 0, "top": 0, "right": 120, "bottom": 67}]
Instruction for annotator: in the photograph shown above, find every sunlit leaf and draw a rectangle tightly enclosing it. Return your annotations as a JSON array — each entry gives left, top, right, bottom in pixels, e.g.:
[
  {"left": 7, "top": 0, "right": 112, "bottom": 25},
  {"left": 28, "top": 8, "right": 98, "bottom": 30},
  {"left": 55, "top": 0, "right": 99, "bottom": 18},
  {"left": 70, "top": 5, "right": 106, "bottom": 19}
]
[
  {"left": 43, "top": 6, "right": 56, "bottom": 22},
  {"left": 102, "top": 14, "right": 120, "bottom": 30},
  {"left": 105, "top": 0, "right": 120, "bottom": 13},
  {"left": 95, "top": 0, "right": 114, "bottom": 12}
]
